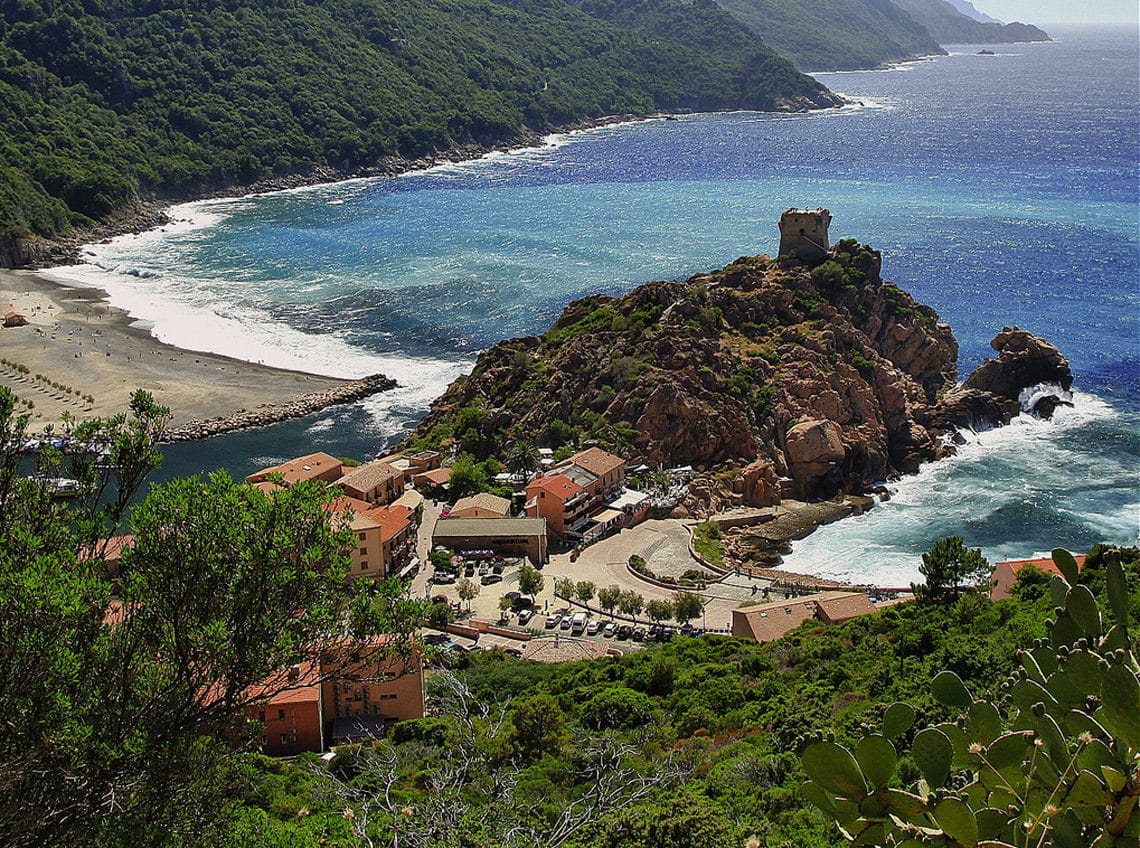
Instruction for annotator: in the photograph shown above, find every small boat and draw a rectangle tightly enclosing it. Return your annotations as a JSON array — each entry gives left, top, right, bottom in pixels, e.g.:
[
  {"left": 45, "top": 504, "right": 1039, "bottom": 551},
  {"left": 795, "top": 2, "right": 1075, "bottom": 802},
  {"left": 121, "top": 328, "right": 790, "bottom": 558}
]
[
  {"left": 977, "top": 49, "right": 996, "bottom": 55},
  {"left": 29, "top": 475, "right": 90, "bottom": 497}
]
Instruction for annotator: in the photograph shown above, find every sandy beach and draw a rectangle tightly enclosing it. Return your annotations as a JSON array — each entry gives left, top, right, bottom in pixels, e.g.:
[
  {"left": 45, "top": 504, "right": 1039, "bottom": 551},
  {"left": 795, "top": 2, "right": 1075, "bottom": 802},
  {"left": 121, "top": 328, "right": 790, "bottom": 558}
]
[{"left": 0, "top": 269, "right": 346, "bottom": 431}]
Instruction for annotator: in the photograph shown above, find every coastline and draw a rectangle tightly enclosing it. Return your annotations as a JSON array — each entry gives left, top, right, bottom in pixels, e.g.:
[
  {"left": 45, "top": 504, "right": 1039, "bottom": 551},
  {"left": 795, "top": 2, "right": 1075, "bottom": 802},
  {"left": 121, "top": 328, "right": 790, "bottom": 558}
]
[
  {"left": 1, "top": 112, "right": 708, "bottom": 434},
  {"left": 0, "top": 268, "right": 383, "bottom": 433},
  {"left": 30, "top": 112, "right": 682, "bottom": 270}
]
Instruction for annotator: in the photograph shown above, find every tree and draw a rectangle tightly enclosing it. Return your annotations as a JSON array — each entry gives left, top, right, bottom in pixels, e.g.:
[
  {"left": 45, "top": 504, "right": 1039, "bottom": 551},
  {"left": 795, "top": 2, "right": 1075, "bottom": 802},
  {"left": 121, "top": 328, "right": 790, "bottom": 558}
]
[
  {"left": 598, "top": 584, "right": 622, "bottom": 618},
  {"left": 506, "top": 440, "right": 540, "bottom": 483},
  {"left": 449, "top": 454, "right": 489, "bottom": 500},
  {"left": 555, "top": 576, "right": 576, "bottom": 600},
  {"left": 498, "top": 595, "right": 513, "bottom": 620},
  {"left": 645, "top": 598, "right": 674, "bottom": 624},
  {"left": 428, "top": 600, "right": 454, "bottom": 629},
  {"left": 456, "top": 577, "right": 480, "bottom": 611},
  {"left": 508, "top": 693, "right": 566, "bottom": 762},
  {"left": 913, "top": 535, "right": 990, "bottom": 602},
  {"left": 318, "top": 673, "right": 681, "bottom": 848},
  {"left": 618, "top": 590, "right": 644, "bottom": 618},
  {"left": 802, "top": 548, "right": 1140, "bottom": 847},
  {"left": 0, "top": 388, "right": 424, "bottom": 847},
  {"left": 575, "top": 580, "right": 596, "bottom": 606},
  {"left": 672, "top": 591, "right": 704, "bottom": 626},
  {"left": 581, "top": 686, "right": 653, "bottom": 731},
  {"left": 518, "top": 563, "right": 544, "bottom": 599},
  {"left": 430, "top": 548, "right": 454, "bottom": 572}
]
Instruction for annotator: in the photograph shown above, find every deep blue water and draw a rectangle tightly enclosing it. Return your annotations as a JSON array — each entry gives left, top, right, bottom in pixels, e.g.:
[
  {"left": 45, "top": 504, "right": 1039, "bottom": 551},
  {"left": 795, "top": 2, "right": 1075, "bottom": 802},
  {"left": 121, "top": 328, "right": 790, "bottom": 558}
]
[{"left": 55, "top": 27, "right": 1139, "bottom": 585}]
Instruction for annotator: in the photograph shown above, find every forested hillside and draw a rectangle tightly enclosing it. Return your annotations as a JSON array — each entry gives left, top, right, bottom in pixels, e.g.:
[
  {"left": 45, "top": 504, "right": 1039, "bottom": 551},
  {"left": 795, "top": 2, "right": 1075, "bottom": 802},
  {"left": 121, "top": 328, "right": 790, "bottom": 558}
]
[
  {"left": 0, "top": 0, "right": 835, "bottom": 244},
  {"left": 893, "top": 0, "right": 1050, "bottom": 44},
  {"left": 706, "top": 0, "right": 945, "bottom": 71}
]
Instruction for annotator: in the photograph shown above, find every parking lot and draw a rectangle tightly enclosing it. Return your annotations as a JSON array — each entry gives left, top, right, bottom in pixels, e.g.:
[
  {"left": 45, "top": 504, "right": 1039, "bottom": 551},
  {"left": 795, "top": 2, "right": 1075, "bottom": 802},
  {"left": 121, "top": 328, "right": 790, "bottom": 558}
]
[{"left": 410, "top": 510, "right": 784, "bottom": 647}]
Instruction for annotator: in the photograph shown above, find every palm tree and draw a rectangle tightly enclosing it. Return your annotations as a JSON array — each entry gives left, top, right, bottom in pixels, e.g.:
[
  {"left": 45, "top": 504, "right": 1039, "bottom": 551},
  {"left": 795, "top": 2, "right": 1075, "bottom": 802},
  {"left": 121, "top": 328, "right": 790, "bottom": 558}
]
[{"left": 505, "top": 440, "right": 540, "bottom": 484}]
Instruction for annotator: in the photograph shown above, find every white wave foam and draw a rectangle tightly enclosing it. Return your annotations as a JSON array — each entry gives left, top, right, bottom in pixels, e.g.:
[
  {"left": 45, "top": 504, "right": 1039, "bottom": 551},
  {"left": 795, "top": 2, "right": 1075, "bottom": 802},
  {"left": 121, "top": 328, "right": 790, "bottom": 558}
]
[
  {"left": 779, "top": 391, "right": 1134, "bottom": 587},
  {"left": 42, "top": 258, "right": 470, "bottom": 405}
]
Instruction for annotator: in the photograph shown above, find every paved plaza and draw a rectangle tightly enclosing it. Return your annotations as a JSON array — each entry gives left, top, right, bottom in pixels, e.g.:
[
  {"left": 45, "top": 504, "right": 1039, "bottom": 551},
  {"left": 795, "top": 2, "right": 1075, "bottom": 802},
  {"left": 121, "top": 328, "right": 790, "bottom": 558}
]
[{"left": 412, "top": 510, "right": 788, "bottom": 642}]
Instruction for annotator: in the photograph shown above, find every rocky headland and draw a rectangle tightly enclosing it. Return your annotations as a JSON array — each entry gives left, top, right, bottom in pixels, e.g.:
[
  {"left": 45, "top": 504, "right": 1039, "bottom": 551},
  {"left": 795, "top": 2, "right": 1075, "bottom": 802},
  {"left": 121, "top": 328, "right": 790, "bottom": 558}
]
[{"left": 409, "top": 238, "right": 1072, "bottom": 515}]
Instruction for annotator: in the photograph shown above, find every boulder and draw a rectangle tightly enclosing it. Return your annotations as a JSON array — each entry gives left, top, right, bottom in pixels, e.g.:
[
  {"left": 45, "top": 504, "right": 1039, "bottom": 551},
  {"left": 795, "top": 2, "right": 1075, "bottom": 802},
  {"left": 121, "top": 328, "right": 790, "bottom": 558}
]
[
  {"left": 964, "top": 327, "right": 1072, "bottom": 400},
  {"left": 785, "top": 419, "right": 845, "bottom": 494},
  {"left": 739, "top": 459, "right": 780, "bottom": 507}
]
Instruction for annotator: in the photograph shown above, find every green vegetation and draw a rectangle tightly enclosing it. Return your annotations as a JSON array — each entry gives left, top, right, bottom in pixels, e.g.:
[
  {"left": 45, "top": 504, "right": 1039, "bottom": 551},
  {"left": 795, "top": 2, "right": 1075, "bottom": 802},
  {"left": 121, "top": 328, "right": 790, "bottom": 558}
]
[
  {"left": 205, "top": 544, "right": 1130, "bottom": 847},
  {"left": 0, "top": 0, "right": 832, "bottom": 238},
  {"left": 709, "top": 0, "right": 943, "bottom": 71},
  {"left": 892, "top": 0, "right": 1050, "bottom": 45},
  {"left": 692, "top": 520, "right": 725, "bottom": 567},
  {"left": 914, "top": 534, "right": 991, "bottom": 603},
  {"left": 803, "top": 547, "right": 1137, "bottom": 846},
  {"left": 0, "top": 387, "right": 423, "bottom": 847},
  {"left": 6, "top": 432, "right": 1134, "bottom": 848}
]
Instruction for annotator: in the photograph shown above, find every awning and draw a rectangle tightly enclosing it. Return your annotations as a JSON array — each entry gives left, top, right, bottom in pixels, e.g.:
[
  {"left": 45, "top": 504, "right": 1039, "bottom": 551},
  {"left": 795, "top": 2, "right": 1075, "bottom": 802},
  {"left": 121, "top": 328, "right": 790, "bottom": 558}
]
[{"left": 593, "top": 508, "right": 624, "bottom": 526}]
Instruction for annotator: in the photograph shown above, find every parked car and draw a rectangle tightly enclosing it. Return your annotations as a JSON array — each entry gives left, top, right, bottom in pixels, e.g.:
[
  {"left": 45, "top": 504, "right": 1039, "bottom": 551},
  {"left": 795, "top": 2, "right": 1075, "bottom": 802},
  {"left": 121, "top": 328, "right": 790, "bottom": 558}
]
[
  {"left": 559, "top": 615, "right": 572, "bottom": 630},
  {"left": 646, "top": 624, "right": 660, "bottom": 641},
  {"left": 511, "top": 596, "right": 534, "bottom": 611},
  {"left": 616, "top": 625, "right": 632, "bottom": 640},
  {"left": 480, "top": 573, "right": 502, "bottom": 586},
  {"left": 431, "top": 594, "right": 448, "bottom": 605},
  {"left": 463, "top": 564, "right": 475, "bottom": 577},
  {"left": 603, "top": 622, "right": 616, "bottom": 638},
  {"left": 545, "top": 614, "right": 562, "bottom": 630},
  {"left": 680, "top": 622, "right": 694, "bottom": 636},
  {"left": 492, "top": 562, "right": 504, "bottom": 574},
  {"left": 435, "top": 572, "right": 456, "bottom": 584},
  {"left": 632, "top": 627, "right": 646, "bottom": 642},
  {"left": 517, "top": 609, "right": 534, "bottom": 625},
  {"left": 586, "top": 620, "right": 602, "bottom": 636}
]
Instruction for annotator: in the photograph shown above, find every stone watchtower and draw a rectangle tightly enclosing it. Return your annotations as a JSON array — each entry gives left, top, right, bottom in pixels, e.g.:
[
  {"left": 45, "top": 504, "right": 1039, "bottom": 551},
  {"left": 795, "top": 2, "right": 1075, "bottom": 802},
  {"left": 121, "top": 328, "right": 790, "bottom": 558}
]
[{"left": 778, "top": 208, "right": 832, "bottom": 263}]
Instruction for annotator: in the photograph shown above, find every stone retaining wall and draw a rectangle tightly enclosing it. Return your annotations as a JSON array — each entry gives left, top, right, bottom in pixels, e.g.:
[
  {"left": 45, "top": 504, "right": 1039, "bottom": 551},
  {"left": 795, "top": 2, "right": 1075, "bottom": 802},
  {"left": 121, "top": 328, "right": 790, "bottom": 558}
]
[{"left": 161, "top": 373, "right": 397, "bottom": 443}]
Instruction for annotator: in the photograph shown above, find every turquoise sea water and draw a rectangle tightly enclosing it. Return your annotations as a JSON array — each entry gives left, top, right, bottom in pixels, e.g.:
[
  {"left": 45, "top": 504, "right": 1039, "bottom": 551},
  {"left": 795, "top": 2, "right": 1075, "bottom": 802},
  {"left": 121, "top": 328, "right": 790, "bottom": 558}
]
[{"left": 50, "top": 27, "right": 1139, "bottom": 586}]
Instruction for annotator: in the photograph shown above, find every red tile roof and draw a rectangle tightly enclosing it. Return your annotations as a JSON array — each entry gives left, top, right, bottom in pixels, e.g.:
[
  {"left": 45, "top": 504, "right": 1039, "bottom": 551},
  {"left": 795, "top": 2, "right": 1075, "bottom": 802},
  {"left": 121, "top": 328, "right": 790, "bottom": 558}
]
[
  {"left": 246, "top": 452, "right": 343, "bottom": 486},
  {"left": 525, "top": 473, "right": 585, "bottom": 502},
  {"left": 245, "top": 661, "right": 322, "bottom": 705},
  {"left": 365, "top": 505, "right": 413, "bottom": 543},
  {"left": 996, "top": 554, "right": 1086, "bottom": 578},
  {"left": 566, "top": 447, "right": 625, "bottom": 478}
]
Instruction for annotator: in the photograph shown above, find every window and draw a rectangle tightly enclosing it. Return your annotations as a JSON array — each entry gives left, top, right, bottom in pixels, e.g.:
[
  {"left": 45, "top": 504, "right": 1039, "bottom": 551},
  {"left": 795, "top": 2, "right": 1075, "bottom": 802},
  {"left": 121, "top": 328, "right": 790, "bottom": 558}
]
[
  {"left": 280, "top": 734, "right": 288, "bottom": 744},
  {"left": 359, "top": 546, "right": 367, "bottom": 555},
  {"left": 258, "top": 710, "right": 265, "bottom": 722},
  {"left": 278, "top": 709, "right": 286, "bottom": 720}
]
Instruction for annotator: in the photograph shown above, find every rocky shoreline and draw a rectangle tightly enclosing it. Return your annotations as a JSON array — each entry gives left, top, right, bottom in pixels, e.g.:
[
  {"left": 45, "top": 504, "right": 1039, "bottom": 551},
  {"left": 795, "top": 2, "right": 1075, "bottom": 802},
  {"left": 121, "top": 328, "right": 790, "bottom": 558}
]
[{"left": 160, "top": 373, "right": 397, "bottom": 443}]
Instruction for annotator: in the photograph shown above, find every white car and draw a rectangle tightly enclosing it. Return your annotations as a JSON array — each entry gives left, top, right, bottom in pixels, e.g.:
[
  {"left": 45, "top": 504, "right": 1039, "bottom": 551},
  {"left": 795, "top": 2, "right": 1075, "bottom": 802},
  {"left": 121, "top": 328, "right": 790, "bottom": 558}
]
[
  {"left": 586, "top": 620, "right": 602, "bottom": 635},
  {"left": 603, "top": 622, "right": 616, "bottom": 638}
]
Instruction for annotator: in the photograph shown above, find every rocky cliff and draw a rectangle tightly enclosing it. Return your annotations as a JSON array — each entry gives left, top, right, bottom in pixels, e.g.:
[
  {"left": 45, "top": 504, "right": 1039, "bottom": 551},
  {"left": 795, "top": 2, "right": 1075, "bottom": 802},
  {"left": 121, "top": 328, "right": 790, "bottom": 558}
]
[{"left": 408, "top": 241, "right": 1071, "bottom": 501}]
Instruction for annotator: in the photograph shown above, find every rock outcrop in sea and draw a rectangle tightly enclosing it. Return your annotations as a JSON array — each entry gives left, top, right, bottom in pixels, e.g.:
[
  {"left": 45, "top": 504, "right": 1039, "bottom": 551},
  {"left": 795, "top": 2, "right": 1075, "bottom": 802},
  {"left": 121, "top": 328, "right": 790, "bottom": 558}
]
[{"left": 408, "top": 239, "right": 1071, "bottom": 505}]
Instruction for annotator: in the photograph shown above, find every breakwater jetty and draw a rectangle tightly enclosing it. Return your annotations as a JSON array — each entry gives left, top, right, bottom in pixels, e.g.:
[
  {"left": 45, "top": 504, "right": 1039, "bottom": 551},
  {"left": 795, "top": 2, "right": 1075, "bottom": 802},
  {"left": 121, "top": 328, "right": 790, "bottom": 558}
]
[{"left": 161, "top": 373, "right": 397, "bottom": 443}]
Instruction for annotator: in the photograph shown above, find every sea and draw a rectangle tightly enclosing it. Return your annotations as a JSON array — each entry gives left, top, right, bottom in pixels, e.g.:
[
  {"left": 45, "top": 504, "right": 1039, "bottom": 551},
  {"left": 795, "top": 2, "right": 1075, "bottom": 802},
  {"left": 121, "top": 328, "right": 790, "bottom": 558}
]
[{"left": 47, "top": 26, "right": 1139, "bottom": 588}]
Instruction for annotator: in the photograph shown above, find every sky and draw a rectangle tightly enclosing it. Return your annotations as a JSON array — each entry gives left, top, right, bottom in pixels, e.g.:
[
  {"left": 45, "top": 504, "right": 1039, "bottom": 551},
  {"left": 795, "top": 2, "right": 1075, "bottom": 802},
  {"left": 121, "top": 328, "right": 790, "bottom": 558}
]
[{"left": 974, "top": 0, "right": 1139, "bottom": 25}]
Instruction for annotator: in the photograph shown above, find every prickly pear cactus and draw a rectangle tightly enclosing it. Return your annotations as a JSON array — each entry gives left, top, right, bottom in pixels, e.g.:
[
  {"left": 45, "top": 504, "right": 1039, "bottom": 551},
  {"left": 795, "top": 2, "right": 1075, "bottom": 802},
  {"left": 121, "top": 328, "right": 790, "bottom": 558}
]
[{"left": 801, "top": 549, "right": 1140, "bottom": 847}]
